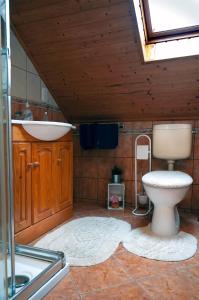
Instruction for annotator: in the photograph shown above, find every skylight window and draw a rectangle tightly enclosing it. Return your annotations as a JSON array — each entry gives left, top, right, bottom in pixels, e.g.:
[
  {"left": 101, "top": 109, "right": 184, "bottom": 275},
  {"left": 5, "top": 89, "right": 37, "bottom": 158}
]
[
  {"left": 133, "top": 0, "right": 199, "bottom": 61},
  {"left": 140, "top": 0, "right": 199, "bottom": 43}
]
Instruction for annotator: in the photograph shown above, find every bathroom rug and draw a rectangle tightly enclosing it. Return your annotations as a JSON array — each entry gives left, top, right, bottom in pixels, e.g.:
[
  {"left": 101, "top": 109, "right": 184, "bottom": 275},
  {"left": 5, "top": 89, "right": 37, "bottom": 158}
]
[
  {"left": 35, "top": 217, "right": 131, "bottom": 266},
  {"left": 123, "top": 224, "right": 197, "bottom": 261}
]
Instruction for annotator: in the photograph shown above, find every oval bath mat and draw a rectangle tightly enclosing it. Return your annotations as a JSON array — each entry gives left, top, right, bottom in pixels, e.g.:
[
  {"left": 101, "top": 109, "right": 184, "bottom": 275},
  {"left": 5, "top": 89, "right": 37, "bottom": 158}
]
[
  {"left": 35, "top": 217, "right": 131, "bottom": 266},
  {"left": 123, "top": 224, "right": 197, "bottom": 261}
]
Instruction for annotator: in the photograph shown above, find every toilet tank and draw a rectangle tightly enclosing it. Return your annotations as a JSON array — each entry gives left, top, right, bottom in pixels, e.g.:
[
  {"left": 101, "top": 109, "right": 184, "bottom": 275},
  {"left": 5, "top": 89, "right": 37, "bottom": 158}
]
[{"left": 153, "top": 124, "right": 192, "bottom": 160}]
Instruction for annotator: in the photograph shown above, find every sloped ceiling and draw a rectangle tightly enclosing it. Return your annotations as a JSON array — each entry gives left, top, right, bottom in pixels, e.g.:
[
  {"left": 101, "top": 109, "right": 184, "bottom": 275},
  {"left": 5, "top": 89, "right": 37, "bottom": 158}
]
[{"left": 11, "top": 0, "right": 199, "bottom": 122}]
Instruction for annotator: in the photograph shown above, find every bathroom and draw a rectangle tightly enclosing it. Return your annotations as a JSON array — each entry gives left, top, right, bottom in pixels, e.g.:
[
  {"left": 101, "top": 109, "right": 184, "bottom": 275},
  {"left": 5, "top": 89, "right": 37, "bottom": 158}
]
[{"left": 1, "top": 0, "right": 199, "bottom": 299}]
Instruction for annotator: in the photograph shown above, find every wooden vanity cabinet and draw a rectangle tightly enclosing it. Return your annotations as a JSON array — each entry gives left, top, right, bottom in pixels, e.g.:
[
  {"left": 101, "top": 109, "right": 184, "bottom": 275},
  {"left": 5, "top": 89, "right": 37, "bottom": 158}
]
[
  {"left": 53, "top": 142, "right": 73, "bottom": 213},
  {"left": 13, "top": 143, "right": 32, "bottom": 233},
  {"left": 12, "top": 125, "right": 73, "bottom": 244},
  {"left": 32, "top": 143, "right": 54, "bottom": 223}
]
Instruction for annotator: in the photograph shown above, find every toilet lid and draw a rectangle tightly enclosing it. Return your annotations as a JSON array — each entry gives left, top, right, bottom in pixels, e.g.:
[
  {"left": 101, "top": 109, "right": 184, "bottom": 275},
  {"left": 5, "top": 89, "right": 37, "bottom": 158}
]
[{"left": 142, "top": 171, "right": 193, "bottom": 188}]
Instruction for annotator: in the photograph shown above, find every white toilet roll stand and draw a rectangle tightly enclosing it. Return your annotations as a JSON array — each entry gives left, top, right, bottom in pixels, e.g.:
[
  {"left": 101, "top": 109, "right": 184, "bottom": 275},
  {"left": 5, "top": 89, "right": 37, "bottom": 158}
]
[{"left": 132, "top": 134, "right": 152, "bottom": 216}]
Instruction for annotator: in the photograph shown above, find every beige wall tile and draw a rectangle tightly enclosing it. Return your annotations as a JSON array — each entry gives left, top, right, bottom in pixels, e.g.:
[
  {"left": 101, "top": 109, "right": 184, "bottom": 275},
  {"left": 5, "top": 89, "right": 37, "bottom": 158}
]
[
  {"left": 27, "top": 56, "right": 38, "bottom": 75},
  {"left": 11, "top": 66, "right": 26, "bottom": 99},
  {"left": 41, "top": 81, "right": 48, "bottom": 104},
  {"left": 48, "top": 91, "right": 58, "bottom": 108},
  {"left": 11, "top": 31, "right": 60, "bottom": 111},
  {"left": 27, "top": 72, "right": 41, "bottom": 102},
  {"left": 11, "top": 31, "right": 26, "bottom": 70}
]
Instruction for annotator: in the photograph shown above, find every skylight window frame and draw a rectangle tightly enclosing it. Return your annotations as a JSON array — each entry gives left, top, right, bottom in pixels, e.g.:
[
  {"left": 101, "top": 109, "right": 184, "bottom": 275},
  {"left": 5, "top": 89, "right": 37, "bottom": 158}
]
[{"left": 140, "top": 0, "right": 199, "bottom": 44}]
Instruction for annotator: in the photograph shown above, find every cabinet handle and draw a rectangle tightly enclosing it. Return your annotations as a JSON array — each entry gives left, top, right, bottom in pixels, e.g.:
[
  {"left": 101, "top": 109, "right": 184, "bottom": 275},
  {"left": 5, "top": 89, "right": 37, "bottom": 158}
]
[
  {"left": 33, "top": 162, "right": 40, "bottom": 167},
  {"left": 57, "top": 158, "right": 62, "bottom": 163},
  {"left": 27, "top": 163, "right": 33, "bottom": 168}
]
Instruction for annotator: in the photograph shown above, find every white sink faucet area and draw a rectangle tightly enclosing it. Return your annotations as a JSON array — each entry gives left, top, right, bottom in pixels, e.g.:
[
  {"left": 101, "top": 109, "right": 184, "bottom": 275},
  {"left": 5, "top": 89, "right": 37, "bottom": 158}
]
[{"left": 12, "top": 120, "right": 75, "bottom": 141}]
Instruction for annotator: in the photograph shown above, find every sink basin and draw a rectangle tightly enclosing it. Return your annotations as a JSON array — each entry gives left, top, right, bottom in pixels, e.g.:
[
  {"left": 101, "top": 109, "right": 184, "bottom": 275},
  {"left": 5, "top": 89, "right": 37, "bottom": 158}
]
[{"left": 12, "top": 120, "right": 75, "bottom": 141}]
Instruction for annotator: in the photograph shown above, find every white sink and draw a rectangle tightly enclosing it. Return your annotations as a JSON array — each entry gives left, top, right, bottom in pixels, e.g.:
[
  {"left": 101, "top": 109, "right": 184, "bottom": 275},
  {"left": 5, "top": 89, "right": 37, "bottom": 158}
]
[{"left": 12, "top": 120, "right": 75, "bottom": 141}]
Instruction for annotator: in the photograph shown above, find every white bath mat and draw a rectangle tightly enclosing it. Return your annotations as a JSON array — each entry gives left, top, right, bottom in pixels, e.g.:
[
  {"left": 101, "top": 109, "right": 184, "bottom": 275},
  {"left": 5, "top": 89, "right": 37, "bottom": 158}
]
[
  {"left": 34, "top": 217, "right": 131, "bottom": 266},
  {"left": 123, "top": 224, "right": 197, "bottom": 261}
]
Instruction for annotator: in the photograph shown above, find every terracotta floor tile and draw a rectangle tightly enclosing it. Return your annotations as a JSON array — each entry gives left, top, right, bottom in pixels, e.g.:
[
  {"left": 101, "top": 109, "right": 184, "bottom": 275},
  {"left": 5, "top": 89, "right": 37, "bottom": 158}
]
[
  {"left": 106, "top": 210, "right": 126, "bottom": 219},
  {"left": 44, "top": 203, "right": 199, "bottom": 299},
  {"left": 138, "top": 270, "right": 199, "bottom": 300},
  {"left": 75, "top": 209, "right": 109, "bottom": 217},
  {"left": 43, "top": 274, "right": 81, "bottom": 300},
  {"left": 114, "top": 250, "right": 176, "bottom": 279},
  {"left": 71, "top": 257, "right": 130, "bottom": 293},
  {"left": 73, "top": 202, "right": 102, "bottom": 211},
  {"left": 181, "top": 264, "right": 199, "bottom": 278},
  {"left": 82, "top": 282, "right": 151, "bottom": 300},
  {"left": 173, "top": 249, "right": 199, "bottom": 269},
  {"left": 74, "top": 208, "right": 111, "bottom": 219},
  {"left": 123, "top": 216, "right": 150, "bottom": 228},
  {"left": 181, "top": 219, "right": 199, "bottom": 239},
  {"left": 181, "top": 222, "right": 199, "bottom": 236},
  {"left": 115, "top": 243, "right": 126, "bottom": 254},
  {"left": 44, "top": 293, "right": 81, "bottom": 300}
]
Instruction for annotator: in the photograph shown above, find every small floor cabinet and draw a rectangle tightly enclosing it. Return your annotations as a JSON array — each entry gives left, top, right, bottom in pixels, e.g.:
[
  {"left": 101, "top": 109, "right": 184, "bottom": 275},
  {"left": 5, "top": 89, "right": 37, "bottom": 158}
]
[{"left": 107, "top": 183, "right": 125, "bottom": 210}]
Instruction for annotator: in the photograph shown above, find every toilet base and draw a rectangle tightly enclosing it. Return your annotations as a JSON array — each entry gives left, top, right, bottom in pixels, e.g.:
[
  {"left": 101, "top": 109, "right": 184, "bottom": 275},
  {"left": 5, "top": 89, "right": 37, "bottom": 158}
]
[
  {"left": 151, "top": 206, "right": 180, "bottom": 237},
  {"left": 142, "top": 172, "right": 192, "bottom": 237}
]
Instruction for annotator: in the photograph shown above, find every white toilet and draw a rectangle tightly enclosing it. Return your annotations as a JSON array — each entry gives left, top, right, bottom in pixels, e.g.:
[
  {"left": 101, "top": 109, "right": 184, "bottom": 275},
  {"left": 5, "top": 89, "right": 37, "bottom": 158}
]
[{"left": 142, "top": 124, "right": 193, "bottom": 237}]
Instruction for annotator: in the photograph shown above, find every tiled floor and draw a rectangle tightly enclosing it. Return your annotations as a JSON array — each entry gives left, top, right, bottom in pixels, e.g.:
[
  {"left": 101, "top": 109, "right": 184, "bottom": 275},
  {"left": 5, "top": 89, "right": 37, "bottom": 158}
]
[{"left": 43, "top": 203, "right": 199, "bottom": 300}]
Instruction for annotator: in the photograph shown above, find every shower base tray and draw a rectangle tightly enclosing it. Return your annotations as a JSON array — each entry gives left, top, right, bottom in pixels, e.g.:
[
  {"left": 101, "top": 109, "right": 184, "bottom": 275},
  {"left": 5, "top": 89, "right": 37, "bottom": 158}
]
[{"left": 10, "top": 244, "right": 69, "bottom": 299}]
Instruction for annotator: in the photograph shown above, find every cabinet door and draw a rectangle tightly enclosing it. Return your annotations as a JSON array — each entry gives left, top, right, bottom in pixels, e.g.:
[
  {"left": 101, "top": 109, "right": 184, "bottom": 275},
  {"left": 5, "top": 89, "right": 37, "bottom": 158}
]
[
  {"left": 54, "top": 142, "right": 73, "bottom": 212},
  {"left": 13, "top": 143, "right": 32, "bottom": 233},
  {"left": 32, "top": 143, "right": 54, "bottom": 223}
]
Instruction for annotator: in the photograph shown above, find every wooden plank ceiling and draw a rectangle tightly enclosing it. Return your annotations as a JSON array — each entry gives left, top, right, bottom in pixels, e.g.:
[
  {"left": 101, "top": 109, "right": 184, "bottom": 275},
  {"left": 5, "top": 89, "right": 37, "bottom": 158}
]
[{"left": 11, "top": 0, "right": 199, "bottom": 122}]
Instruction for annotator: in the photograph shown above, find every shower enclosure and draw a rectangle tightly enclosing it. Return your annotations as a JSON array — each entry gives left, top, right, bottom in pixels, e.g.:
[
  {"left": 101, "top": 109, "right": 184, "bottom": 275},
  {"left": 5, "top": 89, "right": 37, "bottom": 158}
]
[
  {"left": 0, "top": 0, "right": 14, "bottom": 298},
  {"left": 0, "top": 1, "right": 69, "bottom": 299}
]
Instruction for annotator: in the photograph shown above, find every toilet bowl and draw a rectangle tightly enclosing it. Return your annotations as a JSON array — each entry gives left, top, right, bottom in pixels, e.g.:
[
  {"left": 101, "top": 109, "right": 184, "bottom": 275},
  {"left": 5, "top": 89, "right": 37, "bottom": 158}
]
[
  {"left": 143, "top": 171, "right": 193, "bottom": 236},
  {"left": 142, "top": 124, "right": 193, "bottom": 237}
]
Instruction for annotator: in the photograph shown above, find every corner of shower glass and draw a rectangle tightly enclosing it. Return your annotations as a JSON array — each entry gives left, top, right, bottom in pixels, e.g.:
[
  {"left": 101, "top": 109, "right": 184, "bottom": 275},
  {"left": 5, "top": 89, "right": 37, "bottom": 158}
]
[{"left": 0, "top": 0, "right": 15, "bottom": 298}]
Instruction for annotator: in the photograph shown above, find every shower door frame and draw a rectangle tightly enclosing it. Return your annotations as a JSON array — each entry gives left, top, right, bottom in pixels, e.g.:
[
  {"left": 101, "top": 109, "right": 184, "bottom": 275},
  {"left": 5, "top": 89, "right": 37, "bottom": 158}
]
[{"left": 0, "top": 0, "right": 15, "bottom": 297}]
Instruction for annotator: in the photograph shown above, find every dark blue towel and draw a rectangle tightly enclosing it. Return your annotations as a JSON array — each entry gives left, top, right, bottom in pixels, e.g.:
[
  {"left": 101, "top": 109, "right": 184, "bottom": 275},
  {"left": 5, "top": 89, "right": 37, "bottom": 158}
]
[
  {"left": 97, "top": 124, "right": 118, "bottom": 149},
  {"left": 80, "top": 123, "right": 119, "bottom": 150},
  {"left": 79, "top": 124, "right": 98, "bottom": 150}
]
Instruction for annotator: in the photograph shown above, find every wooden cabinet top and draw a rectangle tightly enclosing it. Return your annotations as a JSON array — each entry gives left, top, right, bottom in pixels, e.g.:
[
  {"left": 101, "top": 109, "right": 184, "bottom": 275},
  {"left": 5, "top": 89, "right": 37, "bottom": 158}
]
[{"left": 12, "top": 124, "right": 72, "bottom": 142}]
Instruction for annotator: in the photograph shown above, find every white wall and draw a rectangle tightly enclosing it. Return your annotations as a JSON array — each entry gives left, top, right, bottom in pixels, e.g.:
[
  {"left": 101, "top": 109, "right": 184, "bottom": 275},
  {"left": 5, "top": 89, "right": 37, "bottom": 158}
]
[{"left": 11, "top": 31, "right": 58, "bottom": 108}]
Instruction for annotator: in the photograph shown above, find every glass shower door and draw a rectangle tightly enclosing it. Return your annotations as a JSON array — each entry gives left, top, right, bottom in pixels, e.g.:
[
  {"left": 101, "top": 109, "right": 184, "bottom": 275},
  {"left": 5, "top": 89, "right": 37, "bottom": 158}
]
[
  {"left": 0, "top": 0, "right": 15, "bottom": 298},
  {"left": 0, "top": 2, "right": 69, "bottom": 299}
]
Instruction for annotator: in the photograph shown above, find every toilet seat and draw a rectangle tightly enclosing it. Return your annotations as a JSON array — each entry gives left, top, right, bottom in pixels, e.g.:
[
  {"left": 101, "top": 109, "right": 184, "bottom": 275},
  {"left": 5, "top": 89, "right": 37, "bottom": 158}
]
[{"left": 142, "top": 171, "right": 193, "bottom": 189}]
